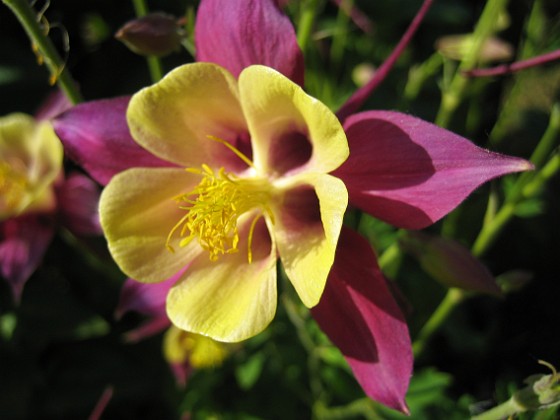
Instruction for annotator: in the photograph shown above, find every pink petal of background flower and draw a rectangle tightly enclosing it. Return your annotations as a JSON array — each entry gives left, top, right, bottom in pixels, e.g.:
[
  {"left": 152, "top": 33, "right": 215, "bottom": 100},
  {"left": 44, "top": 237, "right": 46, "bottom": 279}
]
[
  {"left": 53, "top": 97, "right": 173, "bottom": 186},
  {"left": 0, "top": 214, "right": 55, "bottom": 302},
  {"left": 57, "top": 173, "right": 102, "bottom": 236}
]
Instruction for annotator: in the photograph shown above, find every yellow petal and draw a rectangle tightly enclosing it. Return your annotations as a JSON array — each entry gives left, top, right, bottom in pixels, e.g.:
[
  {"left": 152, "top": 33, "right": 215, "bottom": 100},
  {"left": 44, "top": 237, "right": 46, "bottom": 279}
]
[
  {"left": 100, "top": 167, "right": 203, "bottom": 282},
  {"left": 272, "top": 173, "right": 348, "bottom": 307},
  {"left": 127, "top": 63, "right": 248, "bottom": 169},
  {"left": 238, "top": 65, "right": 348, "bottom": 177},
  {"left": 0, "top": 114, "right": 62, "bottom": 218},
  {"left": 167, "top": 217, "right": 277, "bottom": 342}
]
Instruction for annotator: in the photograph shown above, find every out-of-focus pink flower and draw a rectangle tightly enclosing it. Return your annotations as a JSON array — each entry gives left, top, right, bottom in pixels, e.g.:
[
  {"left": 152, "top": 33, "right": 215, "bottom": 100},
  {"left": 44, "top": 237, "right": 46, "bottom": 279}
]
[{"left": 53, "top": 0, "right": 533, "bottom": 412}]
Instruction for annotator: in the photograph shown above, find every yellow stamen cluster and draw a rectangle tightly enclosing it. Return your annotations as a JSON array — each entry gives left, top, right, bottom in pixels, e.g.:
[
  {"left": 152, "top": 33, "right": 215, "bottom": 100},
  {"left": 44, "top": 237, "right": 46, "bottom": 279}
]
[
  {"left": 166, "top": 164, "right": 273, "bottom": 262},
  {"left": 0, "top": 160, "right": 29, "bottom": 214}
]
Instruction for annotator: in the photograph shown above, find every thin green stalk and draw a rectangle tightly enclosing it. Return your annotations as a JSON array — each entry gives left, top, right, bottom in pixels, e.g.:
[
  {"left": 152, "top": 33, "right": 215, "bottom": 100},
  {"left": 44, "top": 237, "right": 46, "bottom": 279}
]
[
  {"left": 2, "top": 0, "right": 82, "bottom": 104},
  {"left": 404, "top": 52, "right": 443, "bottom": 101},
  {"left": 146, "top": 56, "right": 164, "bottom": 82},
  {"left": 472, "top": 104, "right": 560, "bottom": 256},
  {"left": 329, "top": 0, "right": 351, "bottom": 70},
  {"left": 281, "top": 293, "right": 325, "bottom": 403},
  {"left": 435, "top": 0, "right": 509, "bottom": 127},
  {"left": 412, "top": 288, "right": 465, "bottom": 357},
  {"left": 522, "top": 152, "right": 559, "bottom": 197},
  {"left": 131, "top": 0, "right": 148, "bottom": 16},
  {"left": 529, "top": 103, "right": 560, "bottom": 168},
  {"left": 131, "top": 0, "right": 164, "bottom": 82},
  {"left": 471, "top": 202, "right": 516, "bottom": 257},
  {"left": 414, "top": 107, "right": 559, "bottom": 355},
  {"left": 471, "top": 398, "right": 523, "bottom": 420},
  {"left": 297, "top": 0, "right": 321, "bottom": 52}
]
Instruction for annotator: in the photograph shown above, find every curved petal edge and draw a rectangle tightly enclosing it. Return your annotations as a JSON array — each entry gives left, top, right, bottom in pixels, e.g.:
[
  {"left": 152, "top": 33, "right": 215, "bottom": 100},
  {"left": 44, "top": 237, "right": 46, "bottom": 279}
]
[
  {"left": 312, "top": 227, "right": 412, "bottom": 413},
  {"left": 334, "top": 111, "right": 533, "bottom": 229}
]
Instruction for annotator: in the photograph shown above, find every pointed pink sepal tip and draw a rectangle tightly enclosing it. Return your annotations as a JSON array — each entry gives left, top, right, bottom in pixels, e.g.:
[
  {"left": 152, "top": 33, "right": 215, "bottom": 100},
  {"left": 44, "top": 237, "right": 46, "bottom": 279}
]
[
  {"left": 312, "top": 227, "right": 412, "bottom": 413},
  {"left": 335, "top": 111, "right": 533, "bottom": 229}
]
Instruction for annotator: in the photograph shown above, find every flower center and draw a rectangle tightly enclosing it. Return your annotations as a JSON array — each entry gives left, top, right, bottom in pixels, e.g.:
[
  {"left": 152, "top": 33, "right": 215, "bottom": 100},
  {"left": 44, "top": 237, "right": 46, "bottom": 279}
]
[
  {"left": 0, "top": 160, "right": 29, "bottom": 216},
  {"left": 166, "top": 137, "right": 274, "bottom": 262}
]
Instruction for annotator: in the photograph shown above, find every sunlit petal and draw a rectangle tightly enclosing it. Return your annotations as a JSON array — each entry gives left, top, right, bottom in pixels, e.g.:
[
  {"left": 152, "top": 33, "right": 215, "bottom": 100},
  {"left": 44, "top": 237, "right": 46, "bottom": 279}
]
[
  {"left": 99, "top": 168, "right": 202, "bottom": 282},
  {"left": 238, "top": 66, "right": 348, "bottom": 177},
  {"left": 273, "top": 173, "right": 347, "bottom": 307},
  {"left": 127, "top": 63, "right": 249, "bottom": 172},
  {"left": 167, "top": 217, "right": 277, "bottom": 342}
]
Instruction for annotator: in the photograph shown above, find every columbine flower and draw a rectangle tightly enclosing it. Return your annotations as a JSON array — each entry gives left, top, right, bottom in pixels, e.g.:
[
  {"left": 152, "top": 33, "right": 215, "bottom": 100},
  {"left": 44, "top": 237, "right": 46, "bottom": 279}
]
[
  {"left": 1, "top": 113, "right": 61, "bottom": 301},
  {"left": 101, "top": 63, "right": 348, "bottom": 342},
  {"left": 0, "top": 94, "right": 101, "bottom": 302},
  {"left": 53, "top": 0, "right": 533, "bottom": 411}
]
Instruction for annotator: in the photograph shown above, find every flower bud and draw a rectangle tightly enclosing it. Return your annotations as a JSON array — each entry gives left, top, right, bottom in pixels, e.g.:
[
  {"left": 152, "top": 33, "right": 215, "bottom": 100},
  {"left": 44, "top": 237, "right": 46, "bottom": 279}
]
[
  {"left": 115, "top": 13, "right": 183, "bottom": 57},
  {"left": 352, "top": 63, "right": 376, "bottom": 87},
  {"left": 435, "top": 35, "right": 514, "bottom": 63},
  {"left": 400, "top": 231, "right": 501, "bottom": 296},
  {"left": 495, "top": 269, "right": 533, "bottom": 293},
  {"left": 513, "top": 361, "right": 560, "bottom": 411}
]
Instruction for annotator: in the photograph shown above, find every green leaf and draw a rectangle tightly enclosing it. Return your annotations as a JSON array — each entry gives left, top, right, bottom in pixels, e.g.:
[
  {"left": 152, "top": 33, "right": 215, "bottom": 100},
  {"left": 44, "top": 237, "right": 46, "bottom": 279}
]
[{"left": 235, "top": 352, "right": 266, "bottom": 390}]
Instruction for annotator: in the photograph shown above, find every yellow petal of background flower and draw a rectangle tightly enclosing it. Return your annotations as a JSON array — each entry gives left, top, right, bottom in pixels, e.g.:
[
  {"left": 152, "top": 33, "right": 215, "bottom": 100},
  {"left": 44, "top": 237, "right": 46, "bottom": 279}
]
[
  {"left": 163, "top": 326, "right": 229, "bottom": 368},
  {"left": 167, "top": 217, "right": 277, "bottom": 342},
  {"left": 238, "top": 65, "right": 348, "bottom": 176},
  {"left": 273, "top": 173, "right": 348, "bottom": 307},
  {"left": 0, "top": 114, "right": 62, "bottom": 218},
  {"left": 127, "top": 63, "right": 247, "bottom": 169},
  {"left": 99, "top": 167, "right": 203, "bottom": 282}
]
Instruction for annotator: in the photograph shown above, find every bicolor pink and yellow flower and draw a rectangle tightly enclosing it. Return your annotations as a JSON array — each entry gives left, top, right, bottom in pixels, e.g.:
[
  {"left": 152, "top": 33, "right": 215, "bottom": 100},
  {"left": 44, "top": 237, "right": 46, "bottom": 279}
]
[
  {"left": 53, "top": 0, "right": 532, "bottom": 411},
  {"left": 0, "top": 94, "right": 101, "bottom": 302}
]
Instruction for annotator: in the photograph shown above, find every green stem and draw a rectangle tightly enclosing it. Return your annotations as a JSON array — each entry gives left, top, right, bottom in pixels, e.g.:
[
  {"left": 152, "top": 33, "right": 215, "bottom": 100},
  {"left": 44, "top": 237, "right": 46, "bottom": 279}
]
[
  {"left": 435, "top": 0, "right": 509, "bottom": 127},
  {"left": 522, "top": 152, "right": 559, "bottom": 197},
  {"left": 472, "top": 104, "right": 560, "bottom": 257},
  {"left": 131, "top": 0, "right": 164, "bottom": 82},
  {"left": 471, "top": 202, "right": 516, "bottom": 257},
  {"left": 146, "top": 56, "right": 164, "bottom": 82},
  {"left": 471, "top": 397, "right": 523, "bottom": 420},
  {"left": 281, "top": 293, "right": 325, "bottom": 402},
  {"left": 131, "top": 0, "right": 148, "bottom": 16},
  {"left": 529, "top": 103, "right": 560, "bottom": 168},
  {"left": 297, "top": 0, "right": 320, "bottom": 52},
  {"left": 282, "top": 294, "right": 315, "bottom": 353},
  {"left": 414, "top": 107, "right": 559, "bottom": 356},
  {"left": 404, "top": 52, "right": 443, "bottom": 101},
  {"left": 330, "top": 0, "right": 351, "bottom": 70},
  {"left": 2, "top": 0, "right": 83, "bottom": 104},
  {"left": 412, "top": 288, "right": 465, "bottom": 357}
]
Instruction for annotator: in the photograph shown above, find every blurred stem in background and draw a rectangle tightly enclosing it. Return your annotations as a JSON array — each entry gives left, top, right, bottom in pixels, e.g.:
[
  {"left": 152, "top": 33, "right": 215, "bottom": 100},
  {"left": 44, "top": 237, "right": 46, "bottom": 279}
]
[
  {"left": 131, "top": 0, "right": 164, "bottom": 82},
  {"left": 296, "top": 0, "right": 321, "bottom": 53},
  {"left": 2, "top": 0, "right": 83, "bottom": 104},
  {"left": 411, "top": 102, "right": 559, "bottom": 358},
  {"left": 435, "top": 0, "right": 509, "bottom": 128}
]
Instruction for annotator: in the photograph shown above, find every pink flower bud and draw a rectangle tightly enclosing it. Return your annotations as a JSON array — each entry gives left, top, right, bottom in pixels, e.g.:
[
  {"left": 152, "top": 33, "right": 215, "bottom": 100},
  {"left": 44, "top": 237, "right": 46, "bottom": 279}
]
[
  {"left": 115, "top": 13, "right": 183, "bottom": 57},
  {"left": 400, "top": 231, "right": 501, "bottom": 296}
]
